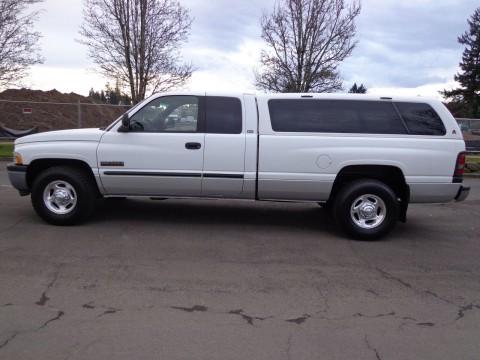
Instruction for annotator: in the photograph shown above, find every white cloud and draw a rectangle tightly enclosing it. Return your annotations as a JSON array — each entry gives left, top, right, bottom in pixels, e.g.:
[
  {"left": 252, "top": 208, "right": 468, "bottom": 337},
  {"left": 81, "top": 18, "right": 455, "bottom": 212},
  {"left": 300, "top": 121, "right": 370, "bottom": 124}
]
[
  {"left": 33, "top": 0, "right": 87, "bottom": 68},
  {"left": 28, "top": 66, "right": 106, "bottom": 94},
  {"left": 21, "top": 0, "right": 106, "bottom": 95},
  {"left": 185, "top": 39, "right": 263, "bottom": 92},
  {"left": 369, "top": 80, "right": 458, "bottom": 100}
]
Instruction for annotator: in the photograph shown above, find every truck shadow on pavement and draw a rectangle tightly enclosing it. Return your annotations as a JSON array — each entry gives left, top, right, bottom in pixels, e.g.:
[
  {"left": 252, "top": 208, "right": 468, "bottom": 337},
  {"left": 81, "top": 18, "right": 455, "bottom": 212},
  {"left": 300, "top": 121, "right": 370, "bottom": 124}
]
[
  {"left": 88, "top": 198, "right": 428, "bottom": 242},
  {"left": 93, "top": 198, "right": 340, "bottom": 234}
]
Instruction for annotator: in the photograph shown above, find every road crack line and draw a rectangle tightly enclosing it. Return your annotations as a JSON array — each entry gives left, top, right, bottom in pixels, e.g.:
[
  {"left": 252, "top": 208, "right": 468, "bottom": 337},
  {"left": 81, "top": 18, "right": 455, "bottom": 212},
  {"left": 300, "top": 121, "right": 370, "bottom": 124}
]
[
  {"left": 38, "top": 311, "right": 64, "bottom": 329},
  {"left": 285, "top": 314, "right": 311, "bottom": 325},
  {"left": 36, "top": 264, "right": 63, "bottom": 306},
  {"left": 285, "top": 333, "right": 293, "bottom": 360},
  {"left": 228, "top": 309, "right": 272, "bottom": 325},
  {"left": 456, "top": 303, "right": 480, "bottom": 321},
  {"left": 0, "top": 332, "right": 18, "bottom": 350},
  {"left": 364, "top": 335, "right": 382, "bottom": 360},
  {"left": 171, "top": 305, "right": 208, "bottom": 313},
  {"left": 0, "top": 310, "right": 65, "bottom": 351}
]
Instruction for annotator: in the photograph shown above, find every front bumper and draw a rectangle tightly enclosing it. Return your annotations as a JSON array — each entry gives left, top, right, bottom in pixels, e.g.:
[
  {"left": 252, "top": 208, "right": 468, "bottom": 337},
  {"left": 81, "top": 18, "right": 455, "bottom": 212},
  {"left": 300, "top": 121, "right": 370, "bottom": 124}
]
[
  {"left": 455, "top": 186, "right": 470, "bottom": 202},
  {"left": 6, "top": 163, "right": 29, "bottom": 196}
]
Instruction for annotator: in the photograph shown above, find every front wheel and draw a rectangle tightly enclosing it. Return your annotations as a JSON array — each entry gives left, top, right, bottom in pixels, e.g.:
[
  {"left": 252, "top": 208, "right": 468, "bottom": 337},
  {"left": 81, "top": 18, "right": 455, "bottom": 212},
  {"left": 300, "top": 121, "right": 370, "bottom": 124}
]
[
  {"left": 31, "top": 166, "right": 97, "bottom": 225},
  {"left": 333, "top": 179, "right": 399, "bottom": 241}
]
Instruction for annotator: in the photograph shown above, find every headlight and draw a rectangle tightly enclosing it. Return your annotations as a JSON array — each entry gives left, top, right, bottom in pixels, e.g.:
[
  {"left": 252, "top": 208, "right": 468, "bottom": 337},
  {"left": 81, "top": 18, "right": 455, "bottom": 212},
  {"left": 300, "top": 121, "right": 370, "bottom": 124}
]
[{"left": 14, "top": 152, "right": 23, "bottom": 165}]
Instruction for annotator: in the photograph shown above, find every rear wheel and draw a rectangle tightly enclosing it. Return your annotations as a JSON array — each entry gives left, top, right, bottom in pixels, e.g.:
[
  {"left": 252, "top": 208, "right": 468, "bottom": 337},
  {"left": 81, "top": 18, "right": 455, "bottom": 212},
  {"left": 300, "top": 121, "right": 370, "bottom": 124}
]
[
  {"left": 31, "top": 166, "right": 97, "bottom": 225},
  {"left": 333, "top": 179, "right": 399, "bottom": 241}
]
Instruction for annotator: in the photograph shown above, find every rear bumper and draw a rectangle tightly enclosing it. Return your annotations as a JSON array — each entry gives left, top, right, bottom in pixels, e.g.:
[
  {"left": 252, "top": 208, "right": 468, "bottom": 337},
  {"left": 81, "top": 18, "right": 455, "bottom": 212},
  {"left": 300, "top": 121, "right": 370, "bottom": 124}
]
[
  {"left": 455, "top": 186, "right": 470, "bottom": 202},
  {"left": 409, "top": 183, "right": 463, "bottom": 203},
  {"left": 6, "top": 163, "right": 29, "bottom": 196}
]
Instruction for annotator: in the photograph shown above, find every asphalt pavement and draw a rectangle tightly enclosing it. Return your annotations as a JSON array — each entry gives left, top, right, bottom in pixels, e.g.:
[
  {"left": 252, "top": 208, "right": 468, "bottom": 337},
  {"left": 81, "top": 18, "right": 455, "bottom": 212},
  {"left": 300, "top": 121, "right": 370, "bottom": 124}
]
[{"left": 1, "top": 161, "right": 480, "bottom": 360}]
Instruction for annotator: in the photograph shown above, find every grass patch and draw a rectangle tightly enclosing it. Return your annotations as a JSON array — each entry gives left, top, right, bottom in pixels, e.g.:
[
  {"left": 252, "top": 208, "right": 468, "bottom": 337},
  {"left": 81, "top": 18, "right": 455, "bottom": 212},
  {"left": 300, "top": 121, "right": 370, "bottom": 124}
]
[
  {"left": 466, "top": 155, "right": 480, "bottom": 174},
  {"left": 0, "top": 142, "right": 13, "bottom": 158},
  {"left": 467, "top": 155, "right": 480, "bottom": 164}
]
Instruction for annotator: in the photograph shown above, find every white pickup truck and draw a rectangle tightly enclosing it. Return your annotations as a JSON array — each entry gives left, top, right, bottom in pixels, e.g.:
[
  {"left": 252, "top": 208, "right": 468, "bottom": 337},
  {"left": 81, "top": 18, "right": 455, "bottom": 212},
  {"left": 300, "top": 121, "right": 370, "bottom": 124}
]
[{"left": 7, "top": 92, "right": 470, "bottom": 240}]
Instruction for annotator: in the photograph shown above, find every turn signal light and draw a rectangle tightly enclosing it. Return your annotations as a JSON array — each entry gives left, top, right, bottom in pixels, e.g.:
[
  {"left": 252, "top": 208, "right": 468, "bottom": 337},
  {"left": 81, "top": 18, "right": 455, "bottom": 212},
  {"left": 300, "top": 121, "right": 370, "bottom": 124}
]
[{"left": 14, "top": 152, "right": 23, "bottom": 165}]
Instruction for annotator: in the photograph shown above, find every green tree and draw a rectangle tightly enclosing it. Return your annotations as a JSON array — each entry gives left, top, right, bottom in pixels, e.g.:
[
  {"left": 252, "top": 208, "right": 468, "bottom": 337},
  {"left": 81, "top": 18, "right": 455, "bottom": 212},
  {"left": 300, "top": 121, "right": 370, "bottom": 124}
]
[
  {"left": 349, "top": 83, "right": 367, "bottom": 94},
  {"left": 442, "top": 7, "right": 480, "bottom": 118}
]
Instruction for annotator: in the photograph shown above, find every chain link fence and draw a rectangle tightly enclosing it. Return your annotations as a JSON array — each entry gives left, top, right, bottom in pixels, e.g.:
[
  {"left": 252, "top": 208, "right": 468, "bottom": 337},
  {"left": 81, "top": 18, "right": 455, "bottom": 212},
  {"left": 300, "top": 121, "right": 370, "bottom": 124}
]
[
  {"left": 0, "top": 99, "right": 131, "bottom": 136},
  {"left": 457, "top": 118, "right": 480, "bottom": 153}
]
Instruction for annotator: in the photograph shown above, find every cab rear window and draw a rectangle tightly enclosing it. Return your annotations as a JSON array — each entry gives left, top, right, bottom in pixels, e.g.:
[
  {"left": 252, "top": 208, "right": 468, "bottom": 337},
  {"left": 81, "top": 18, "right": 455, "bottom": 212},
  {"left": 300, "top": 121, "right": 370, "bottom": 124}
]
[{"left": 205, "top": 96, "right": 242, "bottom": 134}]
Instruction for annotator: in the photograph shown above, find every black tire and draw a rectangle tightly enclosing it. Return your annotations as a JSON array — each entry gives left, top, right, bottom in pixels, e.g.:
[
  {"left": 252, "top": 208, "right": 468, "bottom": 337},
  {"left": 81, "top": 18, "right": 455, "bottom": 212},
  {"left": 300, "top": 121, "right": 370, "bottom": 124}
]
[
  {"left": 332, "top": 179, "right": 399, "bottom": 241},
  {"left": 31, "top": 166, "right": 97, "bottom": 225}
]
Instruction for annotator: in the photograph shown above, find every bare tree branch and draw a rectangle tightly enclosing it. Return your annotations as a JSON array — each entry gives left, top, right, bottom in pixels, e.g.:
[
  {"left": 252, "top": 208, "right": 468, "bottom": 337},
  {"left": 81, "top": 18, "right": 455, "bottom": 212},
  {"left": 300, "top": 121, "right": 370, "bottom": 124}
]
[
  {"left": 80, "top": 0, "right": 193, "bottom": 103},
  {"left": 256, "top": 0, "right": 360, "bottom": 93},
  {"left": 0, "top": 0, "right": 44, "bottom": 88}
]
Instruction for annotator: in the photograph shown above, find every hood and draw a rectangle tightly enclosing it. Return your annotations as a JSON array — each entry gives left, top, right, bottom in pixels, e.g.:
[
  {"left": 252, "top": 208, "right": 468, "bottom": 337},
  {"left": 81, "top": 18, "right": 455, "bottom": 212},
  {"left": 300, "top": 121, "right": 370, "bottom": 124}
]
[{"left": 15, "top": 128, "right": 105, "bottom": 145}]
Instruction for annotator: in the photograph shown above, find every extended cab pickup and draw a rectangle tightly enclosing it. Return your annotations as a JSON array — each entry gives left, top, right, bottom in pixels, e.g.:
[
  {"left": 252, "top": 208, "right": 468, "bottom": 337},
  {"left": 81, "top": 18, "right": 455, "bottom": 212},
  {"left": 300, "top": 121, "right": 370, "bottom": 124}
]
[{"left": 7, "top": 92, "right": 470, "bottom": 240}]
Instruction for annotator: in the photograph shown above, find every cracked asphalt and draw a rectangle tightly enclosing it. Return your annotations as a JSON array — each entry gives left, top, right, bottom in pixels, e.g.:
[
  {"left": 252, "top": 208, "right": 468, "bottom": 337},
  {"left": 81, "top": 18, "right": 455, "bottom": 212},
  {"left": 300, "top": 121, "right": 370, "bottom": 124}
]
[{"left": 1, "top": 161, "right": 480, "bottom": 359}]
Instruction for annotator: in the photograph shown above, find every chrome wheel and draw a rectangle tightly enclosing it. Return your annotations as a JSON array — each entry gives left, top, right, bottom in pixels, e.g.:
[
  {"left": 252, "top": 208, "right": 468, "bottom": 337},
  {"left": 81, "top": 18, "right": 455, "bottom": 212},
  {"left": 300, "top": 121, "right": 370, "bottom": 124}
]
[
  {"left": 350, "top": 194, "right": 386, "bottom": 229},
  {"left": 43, "top": 180, "right": 78, "bottom": 215}
]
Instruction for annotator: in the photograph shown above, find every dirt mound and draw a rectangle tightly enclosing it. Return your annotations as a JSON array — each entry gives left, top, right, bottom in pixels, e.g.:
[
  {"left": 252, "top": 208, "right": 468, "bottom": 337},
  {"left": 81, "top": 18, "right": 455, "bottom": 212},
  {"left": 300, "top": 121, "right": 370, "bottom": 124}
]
[{"left": 0, "top": 89, "right": 129, "bottom": 132}]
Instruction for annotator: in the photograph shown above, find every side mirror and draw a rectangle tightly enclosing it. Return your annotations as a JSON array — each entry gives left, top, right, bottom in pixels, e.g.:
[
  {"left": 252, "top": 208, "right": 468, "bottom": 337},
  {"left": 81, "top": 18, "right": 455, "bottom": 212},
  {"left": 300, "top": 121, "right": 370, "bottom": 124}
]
[{"left": 118, "top": 113, "right": 131, "bottom": 132}]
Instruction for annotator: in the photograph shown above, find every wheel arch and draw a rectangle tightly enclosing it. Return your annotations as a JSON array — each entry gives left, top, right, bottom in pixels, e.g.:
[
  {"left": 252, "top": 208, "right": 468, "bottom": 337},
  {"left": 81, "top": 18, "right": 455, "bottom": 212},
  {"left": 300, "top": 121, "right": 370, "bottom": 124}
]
[
  {"left": 329, "top": 165, "right": 409, "bottom": 222},
  {"left": 26, "top": 158, "right": 102, "bottom": 196}
]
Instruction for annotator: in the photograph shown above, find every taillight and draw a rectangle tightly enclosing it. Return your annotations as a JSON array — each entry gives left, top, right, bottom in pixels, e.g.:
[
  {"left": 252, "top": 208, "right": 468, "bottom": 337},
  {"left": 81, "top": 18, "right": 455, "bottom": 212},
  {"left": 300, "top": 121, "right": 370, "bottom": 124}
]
[{"left": 453, "top": 152, "right": 466, "bottom": 183}]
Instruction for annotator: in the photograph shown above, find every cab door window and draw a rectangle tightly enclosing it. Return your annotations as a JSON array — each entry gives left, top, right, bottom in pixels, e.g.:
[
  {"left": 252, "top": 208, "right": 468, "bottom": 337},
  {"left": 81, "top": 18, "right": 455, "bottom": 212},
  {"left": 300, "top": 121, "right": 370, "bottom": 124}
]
[{"left": 129, "top": 96, "right": 199, "bottom": 133}]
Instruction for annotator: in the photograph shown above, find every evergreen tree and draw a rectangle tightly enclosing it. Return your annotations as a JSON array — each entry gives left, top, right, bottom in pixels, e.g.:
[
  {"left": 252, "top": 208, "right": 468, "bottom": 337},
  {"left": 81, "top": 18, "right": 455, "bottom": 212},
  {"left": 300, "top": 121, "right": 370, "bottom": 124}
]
[
  {"left": 88, "top": 83, "right": 132, "bottom": 105},
  {"left": 88, "top": 88, "right": 102, "bottom": 102},
  {"left": 442, "top": 7, "right": 480, "bottom": 118},
  {"left": 349, "top": 83, "right": 367, "bottom": 94}
]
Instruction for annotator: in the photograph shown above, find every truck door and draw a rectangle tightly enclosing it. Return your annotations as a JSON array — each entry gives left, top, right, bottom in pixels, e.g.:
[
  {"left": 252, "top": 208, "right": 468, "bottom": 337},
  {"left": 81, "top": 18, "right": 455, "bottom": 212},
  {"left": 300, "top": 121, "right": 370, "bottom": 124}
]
[
  {"left": 97, "top": 95, "right": 205, "bottom": 196},
  {"left": 202, "top": 95, "right": 246, "bottom": 197}
]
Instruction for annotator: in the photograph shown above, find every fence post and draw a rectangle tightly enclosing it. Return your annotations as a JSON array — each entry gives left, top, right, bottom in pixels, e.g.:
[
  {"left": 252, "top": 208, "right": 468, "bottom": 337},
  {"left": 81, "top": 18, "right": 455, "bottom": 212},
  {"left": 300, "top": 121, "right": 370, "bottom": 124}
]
[{"left": 77, "top": 100, "right": 82, "bottom": 128}]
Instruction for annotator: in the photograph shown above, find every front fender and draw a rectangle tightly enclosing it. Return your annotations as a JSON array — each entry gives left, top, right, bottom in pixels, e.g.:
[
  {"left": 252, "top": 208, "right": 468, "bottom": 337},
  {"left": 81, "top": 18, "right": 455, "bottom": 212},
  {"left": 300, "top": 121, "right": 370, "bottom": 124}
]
[{"left": 16, "top": 141, "right": 99, "bottom": 168}]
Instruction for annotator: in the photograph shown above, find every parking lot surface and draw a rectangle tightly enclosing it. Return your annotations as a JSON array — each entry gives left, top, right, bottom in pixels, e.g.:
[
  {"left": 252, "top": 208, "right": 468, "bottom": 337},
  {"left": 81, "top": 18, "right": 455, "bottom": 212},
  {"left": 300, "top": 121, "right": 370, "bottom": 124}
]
[{"left": 1, "top": 161, "right": 480, "bottom": 360}]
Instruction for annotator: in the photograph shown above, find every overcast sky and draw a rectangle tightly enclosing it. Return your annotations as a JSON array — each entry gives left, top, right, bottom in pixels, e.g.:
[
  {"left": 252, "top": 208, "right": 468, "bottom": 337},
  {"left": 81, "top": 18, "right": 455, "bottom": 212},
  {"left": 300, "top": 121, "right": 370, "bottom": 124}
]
[{"left": 25, "top": 0, "right": 478, "bottom": 98}]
